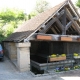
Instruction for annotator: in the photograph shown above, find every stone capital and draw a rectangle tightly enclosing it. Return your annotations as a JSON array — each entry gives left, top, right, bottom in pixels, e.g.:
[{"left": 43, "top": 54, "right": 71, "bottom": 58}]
[{"left": 16, "top": 42, "right": 31, "bottom": 48}]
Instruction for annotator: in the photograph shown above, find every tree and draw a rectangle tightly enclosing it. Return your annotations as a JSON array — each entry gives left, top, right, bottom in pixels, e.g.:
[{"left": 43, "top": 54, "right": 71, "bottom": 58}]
[
  {"left": 35, "top": 0, "right": 49, "bottom": 13},
  {"left": 0, "top": 8, "right": 27, "bottom": 42},
  {"left": 76, "top": 0, "right": 80, "bottom": 8},
  {"left": 28, "top": 11, "right": 38, "bottom": 19}
]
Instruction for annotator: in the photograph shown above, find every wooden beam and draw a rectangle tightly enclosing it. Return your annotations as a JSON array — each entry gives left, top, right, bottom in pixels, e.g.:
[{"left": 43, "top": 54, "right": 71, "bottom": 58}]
[
  {"left": 31, "top": 33, "right": 80, "bottom": 41},
  {"left": 66, "top": 5, "right": 75, "bottom": 18},
  {"left": 37, "top": 35, "right": 52, "bottom": 40},
  {"left": 68, "top": 0, "right": 80, "bottom": 18},
  {"left": 39, "top": 17, "right": 57, "bottom": 33},
  {"left": 66, "top": 31, "right": 78, "bottom": 34},
  {"left": 61, "top": 7, "right": 66, "bottom": 35},
  {"left": 70, "top": 26, "right": 74, "bottom": 31},
  {"left": 49, "top": 42, "right": 53, "bottom": 55},
  {"left": 77, "top": 20, "right": 80, "bottom": 26},
  {"left": 73, "top": 17, "right": 79, "bottom": 21},
  {"left": 66, "top": 8, "right": 80, "bottom": 34},
  {"left": 66, "top": 21, "right": 72, "bottom": 30},
  {"left": 72, "top": 24, "right": 78, "bottom": 32},
  {"left": 55, "top": 10, "right": 65, "bottom": 18},
  {"left": 39, "top": 9, "right": 65, "bottom": 33},
  {"left": 56, "top": 18, "right": 64, "bottom": 30},
  {"left": 51, "top": 27, "right": 57, "bottom": 34},
  {"left": 54, "top": 25, "right": 61, "bottom": 32}
]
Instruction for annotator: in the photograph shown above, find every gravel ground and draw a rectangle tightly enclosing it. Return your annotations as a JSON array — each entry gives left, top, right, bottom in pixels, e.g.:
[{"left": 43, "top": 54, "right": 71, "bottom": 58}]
[{"left": 0, "top": 57, "right": 80, "bottom": 80}]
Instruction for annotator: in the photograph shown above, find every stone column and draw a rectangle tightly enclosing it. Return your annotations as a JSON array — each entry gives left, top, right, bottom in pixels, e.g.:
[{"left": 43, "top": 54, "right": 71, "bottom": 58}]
[{"left": 16, "top": 42, "right": 31, "bottom": 72}]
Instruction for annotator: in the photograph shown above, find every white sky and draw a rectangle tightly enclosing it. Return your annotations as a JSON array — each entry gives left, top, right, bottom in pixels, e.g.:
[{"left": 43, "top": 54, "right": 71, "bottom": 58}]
[{"left": 0, "top": 0, "right": 77, "bottom": 14}]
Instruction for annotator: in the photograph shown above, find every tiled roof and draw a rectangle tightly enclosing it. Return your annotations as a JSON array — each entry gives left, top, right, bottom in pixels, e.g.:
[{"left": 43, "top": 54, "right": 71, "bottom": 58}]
[{"left": 5, "top": 0, "right": 67, "bottom": 42}]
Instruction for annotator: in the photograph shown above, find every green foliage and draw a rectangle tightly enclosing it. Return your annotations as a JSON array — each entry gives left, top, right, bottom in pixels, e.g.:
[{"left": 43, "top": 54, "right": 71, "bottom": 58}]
[
  {"left": 0, "top": 8, "right": 26, "bottom": 23},
  {"left": 35, "top": 0, "right": 49, "bottom": 13},
  {"left": 28, "top": 14, "right": 31, "bottom": 20},
  {"left": 76, "top": 0, "right": 80, "bottom": 7},
  {"left": 0, "top": 0, "right": 49, "bottom": 42},
  {"left": 0, "top": 8, "right": 27, "bottom": 42},
  {"left": 28, "top": 11, "right": 38, "bottom": 19}
]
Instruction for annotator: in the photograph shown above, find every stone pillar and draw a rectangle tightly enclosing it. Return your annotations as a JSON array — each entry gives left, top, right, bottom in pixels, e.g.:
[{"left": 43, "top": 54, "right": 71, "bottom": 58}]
[{"left": 16, "top": 42, "right": 31, "bottom": 72}]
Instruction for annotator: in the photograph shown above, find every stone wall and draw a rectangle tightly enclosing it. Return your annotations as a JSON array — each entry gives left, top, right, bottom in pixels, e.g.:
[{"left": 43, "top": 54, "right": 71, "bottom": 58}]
[
  {"left": 4, "top": 42, "right": 31, "bottom": 72},
  {"left": 4, "top": 42, "right": 17, "bottom": 60}
]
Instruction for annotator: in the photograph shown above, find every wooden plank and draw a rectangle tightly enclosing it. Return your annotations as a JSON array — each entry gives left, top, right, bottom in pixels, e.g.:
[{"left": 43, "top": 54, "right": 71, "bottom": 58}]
[
  {"left": 39, "top": 18, "right": 57, "bottom": 33},
  {"left": 49, "top": 56, "right": 66, "bottom": 62},
  {"left": 49, "top": 42, "right": 53, "bottom": 55},
  {"left": 69, "top": 0, "right": 80, "bottom": 18},
  {"left": 77, "top": 20, "right": 80, "bottom": 27},
  {"left": 66, "top": 31, "right": 78, "bottom": 34},
  {"left": 66, "top": 43, "right": 69, "bottom": 55},
  {"left": 66, "top": 8, "right": 80, "bottom": 34},
  {"left": 59, "top": 36, "right": 72, "bottom": 41},
  {"left": 73, "top": 17, "right": 79, "bottom": 21},
  {"left": 39, "top": 9, "right": 65, "bottom": 33},
  {"left": 77, "top": 38, "right": 80, "bottom": 41},
  {"left": 37, "top": 35, "right": 52, "bottom": 40},
  {"left": 51, "top": 27, "right": 57, "bottom": 34},
  {"left": 54, "top": 25, "right": 61, "bottom": 32},
  {"left": 56, "top": 18, "right": 64, "bottom": 30},
  {"left": 66, "top": 5, "right": 76, "bottom": 17},
  {"left": 55, "top": 9, "right": 65, "bottom": 18},
  {"left": 61, "top": 7, "right": 66, "bottom": 35},
  {"left": 70, "top": 26, "right": 74, "bottom": 31},
  {"left": 66, "top": 21, "right": 72, "bottom": 30}
]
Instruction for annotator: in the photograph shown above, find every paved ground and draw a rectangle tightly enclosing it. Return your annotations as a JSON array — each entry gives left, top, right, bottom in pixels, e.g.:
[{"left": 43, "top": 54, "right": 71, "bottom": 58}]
[{"left": 0, "top": 57, "right": 80, "bottom": 80}]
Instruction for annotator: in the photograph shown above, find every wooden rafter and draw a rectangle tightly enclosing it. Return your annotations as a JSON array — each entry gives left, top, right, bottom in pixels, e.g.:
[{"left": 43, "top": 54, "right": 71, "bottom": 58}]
[
  {"left": 73, "top": 17, "right": 79, "bottom": 21},
  {"left": 56, "top": 18, "right": 64, "bottom": 30},
  {"left": 54, "top": 25, "right": 61, "bottom": 33},
  {"left": 51, "top": 27, "right": 57, "bottom": 34},
  {"left": 68, "top": 0, "right": 80, "bottom": 18},
  {"left": 66, "top": 5, "right": 76, "bottom": 17},
  {"left": 70, "top": 26, "right": 74, "bottom": 31},
  {"left": 66, "top": 21, "right": 72, "bottom": 30},
  {"left": 55, "top": 9, "right": 65, "bottom": 18},
  {"left": 61, "top": 7, "right": 66, "bottom": 35},
  {"left": 66, "top": 8, "right": 80, "bottom": 34},
  {"left": 66, "top": 31, "right": 78, "bottom": 34},
  {"left": 76, "top": 20, "right": 80, "bottom": 27},
  {"left": 39, "top": 9, "right": 65, "bottom": 33},
  {"left": 39, "top": 18, "right": 57, "bottom": 33}
]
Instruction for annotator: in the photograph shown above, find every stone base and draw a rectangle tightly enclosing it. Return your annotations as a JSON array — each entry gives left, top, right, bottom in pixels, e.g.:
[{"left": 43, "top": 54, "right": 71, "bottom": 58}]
[{"left": 18, "top": 67, "right": 30, "bottom": 72}]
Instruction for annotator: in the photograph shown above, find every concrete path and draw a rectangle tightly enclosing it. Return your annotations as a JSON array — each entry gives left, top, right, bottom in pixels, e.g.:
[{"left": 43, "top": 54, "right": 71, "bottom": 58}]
[{"left": 0, "top": 57, "right": 80, "bottom": 80}]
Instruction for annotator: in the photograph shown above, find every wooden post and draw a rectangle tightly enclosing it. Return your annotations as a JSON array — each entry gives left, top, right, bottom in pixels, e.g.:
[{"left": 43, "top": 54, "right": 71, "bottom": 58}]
[
  {"left": 62, "top": 7, "right": 66, "bottom": 35},
  {"left": 49, "top": 42, "right": 53, "bottom": 55}
]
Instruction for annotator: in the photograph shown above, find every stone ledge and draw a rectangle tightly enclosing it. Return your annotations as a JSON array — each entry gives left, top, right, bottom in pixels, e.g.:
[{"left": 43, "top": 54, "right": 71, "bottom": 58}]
[{"left": 16, "top": 42, "right": 31, "bottom": 48}]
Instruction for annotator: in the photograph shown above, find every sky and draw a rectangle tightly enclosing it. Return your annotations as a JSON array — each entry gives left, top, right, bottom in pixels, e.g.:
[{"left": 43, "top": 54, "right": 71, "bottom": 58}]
[{"left": 0, "top": 0, "right": 77, "bottom": 14}]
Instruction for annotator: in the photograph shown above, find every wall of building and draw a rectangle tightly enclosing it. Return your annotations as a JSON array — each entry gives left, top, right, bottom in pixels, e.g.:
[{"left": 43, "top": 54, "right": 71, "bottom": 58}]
[
  {"left": 4, "top": 42, "right": 31, "bottom": 72},
  {"left": 68, "top": 42, "right": 80, "bottom": 54},
  {"left": 4, "top": 42, "right": 17, "bottom": 60}
]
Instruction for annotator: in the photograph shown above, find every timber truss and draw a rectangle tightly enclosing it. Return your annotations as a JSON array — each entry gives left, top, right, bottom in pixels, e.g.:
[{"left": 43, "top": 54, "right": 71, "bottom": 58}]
[
  {"left": 35, "top": 0, "right": 80, "bottom": 36},
  {"left": 24, "top": 0, "right": 80, "bottom": 42}
]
